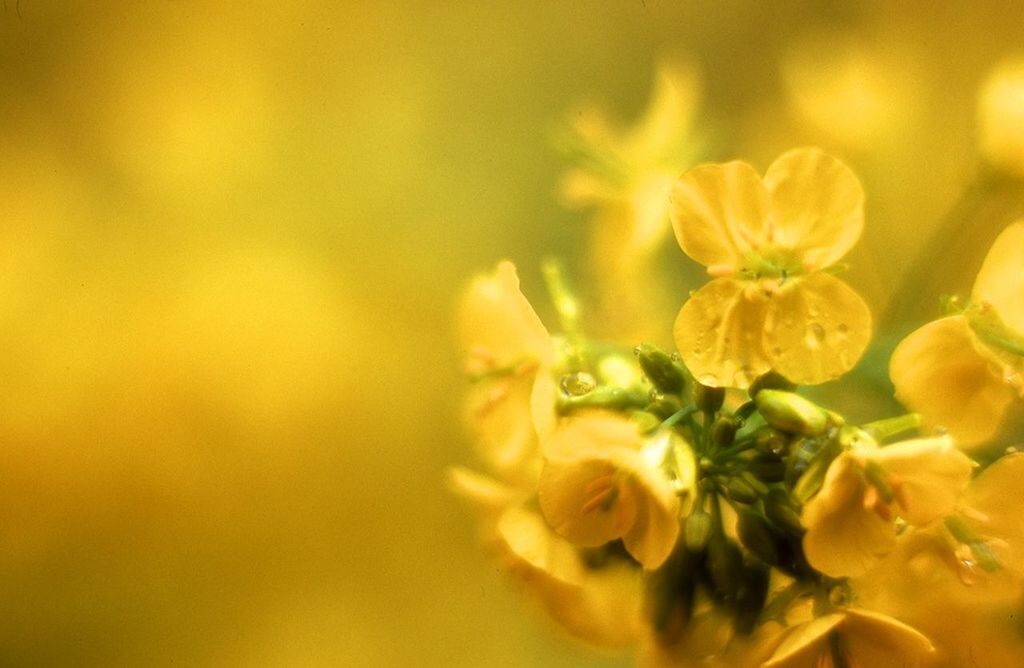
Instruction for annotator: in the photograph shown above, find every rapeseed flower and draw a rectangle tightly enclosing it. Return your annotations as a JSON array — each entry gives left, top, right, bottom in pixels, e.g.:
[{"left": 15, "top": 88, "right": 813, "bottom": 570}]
[
  {"left": 538, "top": 411, "right": 683, "bottom": 570},
  {"left": 670, "top": 148, "right": 872, "bottom": 388},
  {"left": 801, "top": 435, "right": 973, "bottom": 578},
  {"left": 890, "top": 221, "right": 1024, "bottom": 447}
]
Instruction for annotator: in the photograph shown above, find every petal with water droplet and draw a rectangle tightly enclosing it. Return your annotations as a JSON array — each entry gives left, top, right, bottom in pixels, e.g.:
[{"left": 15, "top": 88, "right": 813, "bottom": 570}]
[
  {"left": 674, "top": 278, "right": 771, "bottom": 389},
  {"left": 764, "top": 273, "right": 871, "bottom": 385}
]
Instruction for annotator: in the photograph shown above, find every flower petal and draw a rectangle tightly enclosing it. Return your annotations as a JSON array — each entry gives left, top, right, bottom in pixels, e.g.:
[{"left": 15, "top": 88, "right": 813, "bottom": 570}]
[
  {"left": 841, "top": 608, "right": 935, "bottom": 667},
  {"left": 458, "top": 260, "right": 553, "bottom": 370},
  {"left": 965, "top": 453, "right": 1024, "bottom": 576},
  {"left": 763, "top": 147, "right": 864, "bottom": 270},
  {"left": 670, "top": 160, "right": 769, "bottom": 270},
  {"left": 621, "top": 477, "right": 680, "bottom": 569},
  {"left": 763, "top": 272, "right": 872, "bottom": 385},
  {"left": 538, "top": 455, "right": 640, "bottom": 548},
  {"left": 764, "top": 613, "right": 844, "bottom": 667},
  {"left": 868, "top": 436, "right": 973, "bottom": 526},
  {"left": 802, "top": 453, "right": 896, "bottom": 578},
  {"left": 464, "top": 368, "right": 544, "bottom": 475},
  {"left": 972, "top": 221, "right": 1024, "bottom": 336},
  {"left": 890, "top": 316, "right": 1016, "bottom": 448},
  {"left": 673, "top": 277, "right": 772, "bottom": 389}
]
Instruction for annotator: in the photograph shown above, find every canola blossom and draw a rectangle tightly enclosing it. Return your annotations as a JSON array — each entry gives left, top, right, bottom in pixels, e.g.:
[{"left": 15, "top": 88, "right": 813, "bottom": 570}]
[{"left": 450, "top": 69, "right": 1024, "bottom": 667}]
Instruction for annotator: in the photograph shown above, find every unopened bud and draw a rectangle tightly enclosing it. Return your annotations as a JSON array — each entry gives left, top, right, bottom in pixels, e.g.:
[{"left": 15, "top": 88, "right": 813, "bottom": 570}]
[
  {"left": 748, "top": 371, "right": 795, "bottom": 398},
  {"left": 734, "top": 559, "right": 770, "bottom": 635},
  {"left": 754, "top": 426, "right": 788, "bottom": 456},
  {"left": 737, "top": 510, "right": 779, "bottom": 565},
  {"left": 635, "top": 343, "right": 687, "bottom": 395},
  {"left": 748, "top": 454, "right": 786, "bottom": 482},
  {"left": 711, "top": 415, "right": 740, "bottom": 447},
  {"left": 755, "top": 390, "right": 828, "bottom": 436},
  {"left": 695, "top": 383, "right": 725, "bottom": 414},
  {"left": 765, "top": 489, "right": 804, "bottom": 536},
  {"left": 707, "top": 533, "right": 742, "bottom": 602},
  {"left": 684, "top": 511, "right": 713, "bottom": 551},
  {"left": 648, "top": 394, "right": 684, "bottom": 420},
  {"left": 723, "top": 476, "right": 759, "bottom": 504}
]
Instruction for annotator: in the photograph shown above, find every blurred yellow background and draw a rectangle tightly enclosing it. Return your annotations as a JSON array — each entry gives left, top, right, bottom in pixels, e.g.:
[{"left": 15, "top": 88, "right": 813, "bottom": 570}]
[{"left": 1, "top": 1, "right": 1023, "bottom": 665}]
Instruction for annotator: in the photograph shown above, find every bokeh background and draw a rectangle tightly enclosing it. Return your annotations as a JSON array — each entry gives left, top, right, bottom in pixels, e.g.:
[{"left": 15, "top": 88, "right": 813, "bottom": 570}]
[{"left": 1, "top": 1, "right": 1024, "bottom": 665}]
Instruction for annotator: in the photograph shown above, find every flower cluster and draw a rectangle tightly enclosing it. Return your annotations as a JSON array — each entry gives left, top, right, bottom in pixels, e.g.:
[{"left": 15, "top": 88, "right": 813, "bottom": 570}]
[{"left": 451, "top": 75, "right": 1024, "bottom": 667}]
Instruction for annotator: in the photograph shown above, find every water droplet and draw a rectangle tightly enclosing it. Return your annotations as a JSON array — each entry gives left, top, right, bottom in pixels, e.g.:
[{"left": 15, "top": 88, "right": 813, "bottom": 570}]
[
  {"left": 811, "top": 323, "right": 826, "bottom": 340},
  {"left": 957, "top": 558, "right": 979, "bottom": 585},
  {"left": 771, "top": 346, "right": 783, "bottom": 357},
  {"left": 560, "top": 372, "right": 597, "bottom": 396},
  {"left": 698, "top": 373, "right": 719, "bottom": 386},
  {"left": 838, "top": 323, "right": 850, "bottom": 334}
]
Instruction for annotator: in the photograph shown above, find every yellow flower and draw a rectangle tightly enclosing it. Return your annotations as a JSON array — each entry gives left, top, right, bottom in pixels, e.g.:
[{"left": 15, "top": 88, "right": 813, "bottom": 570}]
[
  {"left": 560, "top": 60, "right": 701, "bottom": 268},
  {"left": 670, "top": 148, "right": 872, "bottom": 388},
  {"left": 764, "top": 608, "right": 933, "bottom": 668},
  {"left": 538, "top": 411, "right": 682, "bottom": 570},
  {"left": 979, "top": 57, "right": 1024, "bottom": 177},
  {"left": 447, "top": 468, "right": 644, "bottom": 647},
  {"left": 457, "top": 261, "right": 556, "bottom": 476},
  {"left": 890, "top": 221, "right": 1024, "bottom": 448},
  {"left": 801, "top": 436, "right": 973, "bottom": 578}
]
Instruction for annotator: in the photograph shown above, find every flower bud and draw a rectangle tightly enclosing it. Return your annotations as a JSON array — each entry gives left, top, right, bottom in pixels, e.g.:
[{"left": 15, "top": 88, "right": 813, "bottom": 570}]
[
  {"left": 737, "top": 510, "right": 779, "bottom": 565},
  {"left": 755, "top": 389, "right": 828, "bottom": 436},
  {"left": 706, "top": 533, "right": 742, "bottom": 603},
  {"left": 635, "top": 343, "right": 687, "bottom": 395},
  {"left": 710, "top": 415, "right": 740, "bottom": 447},
  {"left": 733, "top": 559, "right": 770, "bottom": 635},
  {"left": 748, "top": 371, "right": 796, "bottom": 398},
  {"left": 723, "top": 476, "right": 759, "bottom": 504},
  {"left": 765, "top": 488, "right": 804, "bottom": 536},
  {"left": 684, "top": 511, "right": 713, "bottom": 551},
  {"left": 754, "top": 426, "right": 789, "bottom": 456},
  {"left": 695, "top": 383, "right": 725, "bottom": 414},
  {"left": 648, "top": 394, "right": 684, "bottom": 420},
  {"left": 748, "top": 454, "right": 787, "bottom": 482}
]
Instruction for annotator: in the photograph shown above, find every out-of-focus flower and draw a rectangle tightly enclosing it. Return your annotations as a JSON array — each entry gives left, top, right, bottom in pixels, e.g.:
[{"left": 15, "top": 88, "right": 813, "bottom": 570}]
[
  {"left": 559, "top": 60, "right": 701, "bottom": 270},
  {"left": 558, "top": 60, "right": 703, "bottom": 342},
  {"left": 781, "top": 35, "right": 921, "bottom": 150},
  {"left": 457, "top": 261, "right": 555, "bottom": 477},
  {"left": 801, "top": 435, "right": 973, "bottom": 578},
  {"left": 447, "top": 470, "right": 643, "bottom": 647},
  {"left": 891, "top": 221, "right": 1024, "bottom": 448},
  {"left": 538, "top": 411, "right": 682, "bottom": 569},
  {"left": 670, "top": 148, "right": 872, "bottom": 388},
  {"left": 638, "top": 608, "right": 784, "bottom": 668},
  {"left": 763, "top": 608, "right": 933, "bottom": 667},
  {"left": 979, "top": 57, "right": 1024, "bottom": 177}
]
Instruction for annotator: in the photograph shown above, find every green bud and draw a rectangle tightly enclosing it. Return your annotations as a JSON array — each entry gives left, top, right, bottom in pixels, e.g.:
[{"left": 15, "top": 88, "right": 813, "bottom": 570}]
[
  {"left": 733, "top": 559, "right": 770, "bottom": 635},
  {"left": 754, "top": 426, "right": 788, "bottom": 456},
  {"left": 710, "top": 415, "right": 740, "bottom": 447},
  {"left": 631, "top": 411, "right": 662, "bottom": 434},
  {"left": 560, "top": 386, "right": 647, "bottom": 413},
  {"left": 792, "top": 437, "right": 842, "bottom": 504},
  {"left": 695, "top": 383, "right": 725, "bottom": 414},
  {"left": 646, "top": 546, "right": 698, "bottom": 638},
  {"left": 748, "top": 454, "right": 786, "bottom": 482},
  {"left": 635, "top": 343, "right": 687, "bottom": 395},
  {"left": 648, "top": 394, "right": 684, "bottom": 420},
  {"left": 754, "top": 390, "right": 828, "bottom": 436},
  {"left": 748, "top": 371, "right": 795, "bottom": 398},
  {"left": 723, "top": 476, "right": 759, "bottom": 504},
  {"left": 684, "top": 511, "right": 713, "bottom": 551},
  {"left": 707, "top": 533, "right": 742, "bottom": 602},
  {"left": 737, "top": 510, "right": 779, "bottom": 565},
  {"left": 765, "top": 489, "right": 804, "bottom": 536}
]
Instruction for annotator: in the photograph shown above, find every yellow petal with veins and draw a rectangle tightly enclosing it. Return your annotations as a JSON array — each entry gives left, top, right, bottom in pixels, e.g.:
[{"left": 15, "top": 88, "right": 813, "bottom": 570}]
[
  {"left": 866, "top": 436, "right": 973, "bottom": 527},
  {"left": 762, "top": 147, "right": 865, "bottom": 271},
  {"left": 670, "top": 160, "right": 769, "bottom": 271},
  {"left": 674, "top": 277, "right": 771, "bottom": 389},
  {"left": 890, "top": 316, "right": 1016, "bottom": 448},
  {"left": 972, "top": 221, "right": 1024, "bottom": 336},
  {"left": 802, "top": 453, "right": 896, "bottom": 578},
  {"left": 764, "top": 272, "right": 872, "bottom": 385}
]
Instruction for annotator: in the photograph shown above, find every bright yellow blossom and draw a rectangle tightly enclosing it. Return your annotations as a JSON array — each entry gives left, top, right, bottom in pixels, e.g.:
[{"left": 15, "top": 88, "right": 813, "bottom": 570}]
[
  {"left": 801, "top": 435, "right": 973, "bottom": 578},
  {"left": 458, "top": 260, "right": 555, "bottom": 476},
  {"left": 538, "top": 411, "right": 682, "bottom": 570},
  {"left": 891, "top": 221, "right": 1024, "bottom": 447},
  {"left": 979, "top": 57, "right": 1024, "bottom": 177},
  {"left": 447, "top": 469, "right": 643, "bottom": 647},
  {"left": 670, "top": 148, "right": 872, "bottom": 388},
  {"left": 764, "top": 608, "right": 933, "bottom": 668}
]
